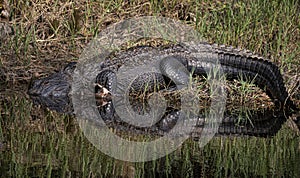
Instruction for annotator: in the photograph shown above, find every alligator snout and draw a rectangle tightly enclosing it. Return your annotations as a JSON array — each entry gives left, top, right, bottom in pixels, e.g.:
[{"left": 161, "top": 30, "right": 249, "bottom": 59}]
[
  {"left": 28, "top": 73, "right": 70, "bottom": 97},
  {"left": 28, "top": 72, "right": 73, "bottom": 113},
  {"left": 28, "top": 80, "right": 41, "bottom": 96},
  {"left": 28, "top": 62, "right": 77, "bottom": 98},
  {"left": 28, "top": 78, "right": 47, "bottom": 96}
]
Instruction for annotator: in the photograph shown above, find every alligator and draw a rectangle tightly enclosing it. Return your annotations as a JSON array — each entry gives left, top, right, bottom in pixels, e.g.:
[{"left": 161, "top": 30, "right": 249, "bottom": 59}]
[
  {"left": 98, "top": 105, "right": 290, "bottom": 138},
  {"left": 28, "top": 42, "right": 299, "bottom": 137}
]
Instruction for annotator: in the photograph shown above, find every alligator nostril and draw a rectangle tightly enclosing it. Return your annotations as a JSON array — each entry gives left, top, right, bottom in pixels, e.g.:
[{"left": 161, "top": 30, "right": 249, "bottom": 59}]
[{"left": 28, "top": 81, "right": 40, "bottom": 95}]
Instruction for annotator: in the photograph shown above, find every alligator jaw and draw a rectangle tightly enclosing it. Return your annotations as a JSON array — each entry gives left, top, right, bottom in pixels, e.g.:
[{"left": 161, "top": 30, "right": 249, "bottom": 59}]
[
  {"left": 28, "top": 75, "right": 71, "bottom": 98},
  {"left": 27, "top": 70, "right": 73, "bottom": 113},
  {"left": 95, "top": 83, "right": 112, "bottom": 100}
]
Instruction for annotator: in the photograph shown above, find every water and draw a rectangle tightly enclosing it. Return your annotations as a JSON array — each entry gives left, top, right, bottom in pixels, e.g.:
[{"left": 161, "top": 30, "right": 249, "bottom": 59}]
[{"left": 0, "top": 93, "right": 299, "bottom": 177}]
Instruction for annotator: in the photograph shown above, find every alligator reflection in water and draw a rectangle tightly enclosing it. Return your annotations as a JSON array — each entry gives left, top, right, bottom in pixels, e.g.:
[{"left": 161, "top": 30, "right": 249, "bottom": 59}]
[
  {"left": 93, "top": 99, "right": 295, "bottom": 139},
  {"left": 28, "top": 78, "right": 298, "bottom": 138},
  {"left": 28, "top": 80, "right": 297, "bottom": 138}
]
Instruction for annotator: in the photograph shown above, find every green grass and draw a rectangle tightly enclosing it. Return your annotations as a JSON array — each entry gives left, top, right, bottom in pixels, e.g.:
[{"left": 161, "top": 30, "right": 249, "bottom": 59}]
[{"left": 0, "top": 0, "right": 300, "bottom": 177}]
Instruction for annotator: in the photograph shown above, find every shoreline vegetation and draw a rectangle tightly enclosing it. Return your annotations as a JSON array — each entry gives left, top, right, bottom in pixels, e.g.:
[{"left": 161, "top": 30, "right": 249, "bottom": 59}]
[{"left": 0, "top": 0, "right": 299, "bottom": 177}]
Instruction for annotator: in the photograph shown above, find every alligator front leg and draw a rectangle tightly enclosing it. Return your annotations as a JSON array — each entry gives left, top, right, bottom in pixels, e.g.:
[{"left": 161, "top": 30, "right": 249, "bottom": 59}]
[
  {"left": 95, "top": 70, "right": 116, "bottom": 121},
  {"left": 95, "top": 69, "right": 116, "bottom": 94},
  {"left": 159, "top": 56, "right": 190, "bottom": 89}
]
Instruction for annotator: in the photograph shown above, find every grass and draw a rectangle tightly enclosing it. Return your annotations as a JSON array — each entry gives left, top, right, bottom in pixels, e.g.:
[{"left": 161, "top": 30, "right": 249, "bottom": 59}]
[{"left": 0, "top": 0, "right": 300, "bottom": 177}]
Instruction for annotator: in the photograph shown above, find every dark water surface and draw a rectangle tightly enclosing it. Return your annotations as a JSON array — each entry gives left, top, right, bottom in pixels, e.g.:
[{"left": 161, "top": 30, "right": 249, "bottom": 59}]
[{"left": 0, "top": 93, "right": 300, "bottom": 177}]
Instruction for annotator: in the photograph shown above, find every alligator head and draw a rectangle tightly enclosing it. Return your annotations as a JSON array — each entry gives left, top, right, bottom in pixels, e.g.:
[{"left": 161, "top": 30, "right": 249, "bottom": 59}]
[
  {"left": 28, "top": 62, "right": 76, "bottom": 113},
  {"left": 28, "top": 62, "right": 113, "bottom": 113}
]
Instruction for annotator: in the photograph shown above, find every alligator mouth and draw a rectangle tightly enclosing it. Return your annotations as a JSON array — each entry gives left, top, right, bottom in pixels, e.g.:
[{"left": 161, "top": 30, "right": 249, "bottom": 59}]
[
  {"left": 95, "top": 84, "right": 112, "bottom": 106},
  {"left": 95, "top": 84, "right": 111, "bottom": 98}
]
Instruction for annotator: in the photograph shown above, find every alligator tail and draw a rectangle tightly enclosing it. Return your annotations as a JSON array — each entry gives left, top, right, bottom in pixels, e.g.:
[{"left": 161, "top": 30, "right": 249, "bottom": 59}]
[{"left": 218, "top": 51, "right": 297, "bottom": 110}]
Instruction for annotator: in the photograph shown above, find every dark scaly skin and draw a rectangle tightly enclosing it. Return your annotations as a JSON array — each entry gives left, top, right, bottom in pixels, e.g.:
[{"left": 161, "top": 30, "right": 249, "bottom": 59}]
[
  {"left": 97, "top": 102, "right": 290, "bottom": 138},
  {"left": 28, "top": 62, "right": 76, "bottom": 113},
  {"left": 28, "top": 43, "right": 299, "bottom": 136},
  {"left": 28, "top": 43, "right": 297, "bottom": 111}
]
